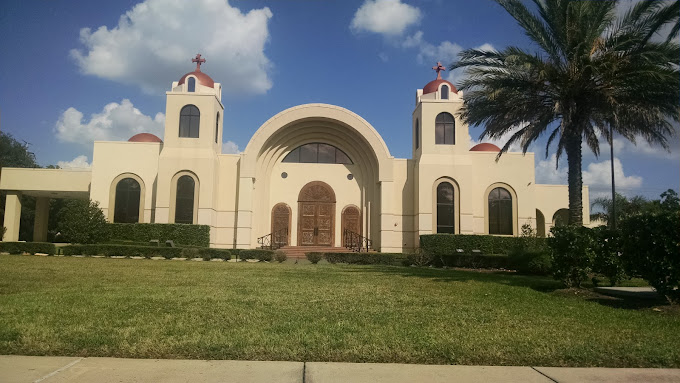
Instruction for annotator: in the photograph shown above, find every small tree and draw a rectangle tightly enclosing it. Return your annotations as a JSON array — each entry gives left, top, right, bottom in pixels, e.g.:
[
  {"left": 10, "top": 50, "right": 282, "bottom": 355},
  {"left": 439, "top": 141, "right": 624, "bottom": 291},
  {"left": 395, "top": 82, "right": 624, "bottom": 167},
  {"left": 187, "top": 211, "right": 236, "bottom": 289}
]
[
  {"left": 591, "top": 226, "right": 626, "bottom": 286},
  {"left": 57, "top": 200, "right": 109, "bottom": 244},
  {"left": 620, "top": 211, "right": 680, "bottom": 304},
  {"left": 548, "top": 225, "right": 594, "bottom": 288}
]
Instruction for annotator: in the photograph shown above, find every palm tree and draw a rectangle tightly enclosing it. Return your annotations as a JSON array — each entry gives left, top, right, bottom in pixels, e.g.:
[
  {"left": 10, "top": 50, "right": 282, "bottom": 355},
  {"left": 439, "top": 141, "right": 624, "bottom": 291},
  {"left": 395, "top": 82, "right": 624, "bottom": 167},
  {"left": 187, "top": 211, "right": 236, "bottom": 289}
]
[{"left": 452, "top": 0, "right": 679, "bottom": 225}]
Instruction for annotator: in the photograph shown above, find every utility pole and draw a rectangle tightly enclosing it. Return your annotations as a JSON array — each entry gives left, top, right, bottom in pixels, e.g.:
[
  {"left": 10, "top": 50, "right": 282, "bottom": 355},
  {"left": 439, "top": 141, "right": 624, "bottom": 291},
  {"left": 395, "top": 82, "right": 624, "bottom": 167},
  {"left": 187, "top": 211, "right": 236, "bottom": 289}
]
[{"left": 610, "top": 124, "right": 616, "bottom": 230}]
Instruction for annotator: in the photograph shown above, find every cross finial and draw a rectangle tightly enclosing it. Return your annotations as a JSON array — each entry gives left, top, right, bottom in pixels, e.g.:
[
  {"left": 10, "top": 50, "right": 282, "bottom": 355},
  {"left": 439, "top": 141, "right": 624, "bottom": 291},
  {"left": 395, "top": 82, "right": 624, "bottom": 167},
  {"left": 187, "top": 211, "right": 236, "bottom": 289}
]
[
  {"left": 192, "top": 54, "right": 206, "bottom": 71},
  {"left": 432, "top": 62, "right": 446, "bottom": 80}
]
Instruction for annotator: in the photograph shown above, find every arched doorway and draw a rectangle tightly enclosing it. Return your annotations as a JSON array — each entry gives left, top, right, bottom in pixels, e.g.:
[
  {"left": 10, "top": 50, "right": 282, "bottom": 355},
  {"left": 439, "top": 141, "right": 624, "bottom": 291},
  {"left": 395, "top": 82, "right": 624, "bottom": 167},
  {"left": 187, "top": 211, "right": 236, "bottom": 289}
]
[
  {"left": 298, "top": 181, "right": 336, "bottom": 246},
  {"left": 341, "top": 205, "right": 362, "bottom": 247},
  {"left": 271, "top": 203, "right": 291, "bottom": 247}
]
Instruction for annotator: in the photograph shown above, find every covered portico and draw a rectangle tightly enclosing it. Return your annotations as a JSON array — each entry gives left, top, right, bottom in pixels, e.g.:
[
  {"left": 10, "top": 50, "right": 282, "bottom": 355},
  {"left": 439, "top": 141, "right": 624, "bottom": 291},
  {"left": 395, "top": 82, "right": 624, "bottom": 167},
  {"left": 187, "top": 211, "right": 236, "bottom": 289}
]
[{"left": 0, "top": 168, "right": 91, "bottom": 242}]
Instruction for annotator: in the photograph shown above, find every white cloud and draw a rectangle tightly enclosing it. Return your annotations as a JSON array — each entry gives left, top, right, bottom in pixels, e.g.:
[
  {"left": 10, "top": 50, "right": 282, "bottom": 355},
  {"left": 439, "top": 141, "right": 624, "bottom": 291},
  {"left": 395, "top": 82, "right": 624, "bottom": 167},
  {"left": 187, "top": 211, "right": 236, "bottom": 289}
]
[
  {"left": 70, "top": 0, "right": 273, "bottom": 95},
  {"left": 222, "top": 140, "right": 240, "bottom": 154},
  {"left": 57, "top": 155, "right": 91, "bottom": 170},
  {"left": 535, "top": 154, "right": 643, "bottom": 198},
  {"left": 584, "top": 129, "right": 680, "bottom": 161},
  {"left": 351, "top": 0, "right": 421, "bottom": 36},
  {"left": 378, "top": 52, "right": 389, "bottom": 62},
  {"left": 55, "top": 99, "right": 164, "bottom": 145}
]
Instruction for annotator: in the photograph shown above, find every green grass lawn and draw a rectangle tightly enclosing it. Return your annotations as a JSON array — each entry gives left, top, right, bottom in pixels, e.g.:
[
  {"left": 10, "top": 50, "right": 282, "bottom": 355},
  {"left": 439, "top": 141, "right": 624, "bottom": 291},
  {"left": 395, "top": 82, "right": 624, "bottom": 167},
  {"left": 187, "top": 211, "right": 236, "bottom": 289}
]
[{"left": 0, "top": 255, "right": 678, "bottom": 367}]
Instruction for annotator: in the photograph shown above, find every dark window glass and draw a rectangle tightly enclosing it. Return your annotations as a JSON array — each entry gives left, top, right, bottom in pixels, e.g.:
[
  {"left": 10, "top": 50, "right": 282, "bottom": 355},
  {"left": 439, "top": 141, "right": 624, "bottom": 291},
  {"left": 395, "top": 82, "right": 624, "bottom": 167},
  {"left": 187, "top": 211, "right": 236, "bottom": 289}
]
[
  {"left": 436, "top": 182, "right": 455, "bottom": 234},
  {"left": 488, "top": 187, "right": 513, "bottom": 235},
  {"left": 441, "top": 85, "right": 449, "bottom": 99},
  {"left": 283, "top": 147, "right": 300, "bottom": 163},
  {"left": 435, "top": 112, "right": 455, "bottom": 145},
  {"left": 300, "top": 143, "right": 317, "bottom": 163},
  {"left": 175, "top": 175, "right": 195, "bottom": 224},
  {"left": 179, "top": 105, "right": 200, "bottom": 138},
  {"left": 114, "top": 178, "right": 141, "bottom": 223},
  {"left": 415, "top": 119, "right": 420, "bottom": 149},
  {"left": 215, "top": 112, "right": 220, "bottom": 143},
  {"left": 282, "top": 143, "right": 353, "bottom": 164},
  {"left": 188, "top": 77, "right": 196, "bottom": 92}
]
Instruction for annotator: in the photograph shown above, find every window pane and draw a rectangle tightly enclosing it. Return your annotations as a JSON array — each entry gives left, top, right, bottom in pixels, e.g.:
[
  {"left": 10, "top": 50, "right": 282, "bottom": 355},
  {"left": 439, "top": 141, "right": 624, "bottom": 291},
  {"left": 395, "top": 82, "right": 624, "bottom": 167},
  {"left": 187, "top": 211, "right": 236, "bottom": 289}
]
[
  {"left": 437, "top": 205, "right": 454, "bottom": 227},
  {"left": 175, "top": 176, "right": 195, "bottom": 224},
  {"left": 283, "top": 147, "right": 300, "bottom": 163},
  {"left": 441, "top": 85, "right": 449, "bottom": 99},
  {"left": 335, "top": 149, "right": 351, "bottom": 164},
  {"left": 114, "top": 178, "right": 140, "bottom": 223},
  {"left": 445, "top": 123, "right": 454, "bottom": 144},
  {"left": 188, "top": 77, "right": 195, "bottom": 92},
  {"left": 215, "top": 112, "right": 219, "bottom": 143},
  {"left": 437, "top": 183, "right": 453, "bottom": 203},
  {"left": 300, "top": 144, "right": 317, "bottom": 163},
  {"left": 415, "top": 120, "right": 420, "bottom": 149},
  {"left": 435, "top": 124, "right": 445, "bottom": 144},
  {"left": 179, "top": 105, "right": 200, "bottom": 138},
  {"left": 317, "top": 144, "right": 335, "bottom": 163}
]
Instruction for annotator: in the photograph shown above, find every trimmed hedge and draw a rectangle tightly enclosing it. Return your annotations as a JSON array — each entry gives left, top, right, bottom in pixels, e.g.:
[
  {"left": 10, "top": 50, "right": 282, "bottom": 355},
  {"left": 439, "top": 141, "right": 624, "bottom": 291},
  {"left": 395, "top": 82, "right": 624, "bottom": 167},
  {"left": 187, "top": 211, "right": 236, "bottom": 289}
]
[
  {"left": 324, "top": 252, "right": 404, "bottom": 265},
  {"left": 61, "top": 244, "right": 230, "bottom": 260},
  {"left": 0, "top": 242, "right": 57, "bottom": 255},
  {"left": 438, "top": 254, "right": 512, "bottom": 269},
  {"left": 239, "top": 249, "right": 274, "bottom": 262},
  {"left": 105, "top": 223, "right": 210, "bottom": 247},
  {"left": 420, "top": 234, "right": 547, "bottom": 256}
]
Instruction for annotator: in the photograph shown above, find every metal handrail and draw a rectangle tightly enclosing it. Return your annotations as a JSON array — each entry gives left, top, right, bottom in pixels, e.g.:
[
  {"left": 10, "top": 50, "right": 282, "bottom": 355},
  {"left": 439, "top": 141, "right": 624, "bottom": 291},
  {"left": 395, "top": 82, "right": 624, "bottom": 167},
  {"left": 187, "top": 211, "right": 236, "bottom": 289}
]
[
  {"left": 257, "top": 228, "right": 288, "bottom": 250},
  {"left": 343, "top": 229, "right": 372, "bottom": 252}
]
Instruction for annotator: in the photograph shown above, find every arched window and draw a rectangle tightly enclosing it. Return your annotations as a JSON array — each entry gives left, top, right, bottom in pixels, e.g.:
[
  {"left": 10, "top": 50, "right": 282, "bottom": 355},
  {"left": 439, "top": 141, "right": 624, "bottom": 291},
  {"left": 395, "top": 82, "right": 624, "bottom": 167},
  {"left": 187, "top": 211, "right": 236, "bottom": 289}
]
[
  {"left": 415, "top": 119, "right": 420, "bottom": 149},
  {"left": 215, "top": 112, "right": 220, "bottom": 143},
  {"left": 114, "top": 178, "right": 141, "bottom": 223},
  {"left": 488, "top": 187, "right": 513, "bottom": 235},
  {"left": 553, "top": 209, "right": 569, "bottom": 227},
  {"left": 435, "top": 112, "right": 455, "bottom": 145},
  {"left": 441, "top": 85, "right": 449, "bottom": 99},
  {"left": 436, "top": 182, "right": 455, "bottom": 234},
  {"left": 283, "top": 143, "right": 353, "bottom": 164},
  {"left": 175, "top": 175, "right": 195, "bottom": 224},
  {"left": 187, "top": 77, "right": 196, "bottom": 92},
  {"left": 179, "top": 105, "right": 200, "bottom": 138}
]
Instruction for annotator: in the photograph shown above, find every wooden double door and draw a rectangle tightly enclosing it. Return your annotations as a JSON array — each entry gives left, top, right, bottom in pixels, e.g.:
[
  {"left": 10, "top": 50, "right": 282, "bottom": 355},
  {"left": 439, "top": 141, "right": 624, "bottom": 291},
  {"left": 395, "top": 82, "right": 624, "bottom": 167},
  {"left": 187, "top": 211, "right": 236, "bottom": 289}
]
[{"left": 297, "top": 181, "right": 336, "bottom": 246}]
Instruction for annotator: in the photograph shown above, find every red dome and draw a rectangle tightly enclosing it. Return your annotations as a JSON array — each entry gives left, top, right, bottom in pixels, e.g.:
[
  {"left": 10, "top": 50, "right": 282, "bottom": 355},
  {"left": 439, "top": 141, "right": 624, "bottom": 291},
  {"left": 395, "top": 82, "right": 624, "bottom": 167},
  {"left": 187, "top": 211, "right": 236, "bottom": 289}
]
[
  {"left": 178, "top": 70, "right": 215, "bottom": 89},
  {"left": 470, "top": 143, "right": 501, "bottom": 152},
  {"left": 128, "top": 133, "right": 163, "bottom": 143},
  {"left": 423, "top": 79, "right": 458, "bottom": 95}
]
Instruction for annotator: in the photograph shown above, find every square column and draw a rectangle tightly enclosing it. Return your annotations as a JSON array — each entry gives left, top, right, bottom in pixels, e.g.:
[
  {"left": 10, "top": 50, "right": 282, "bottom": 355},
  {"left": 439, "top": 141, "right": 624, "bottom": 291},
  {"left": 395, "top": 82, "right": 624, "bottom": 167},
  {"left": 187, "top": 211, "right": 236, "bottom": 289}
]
[
  {"left": 33, "top": 197, "right": 50, "bottom": 242},
  {"left": 3, "top": 192, "right": 22, "bottom": 242}
]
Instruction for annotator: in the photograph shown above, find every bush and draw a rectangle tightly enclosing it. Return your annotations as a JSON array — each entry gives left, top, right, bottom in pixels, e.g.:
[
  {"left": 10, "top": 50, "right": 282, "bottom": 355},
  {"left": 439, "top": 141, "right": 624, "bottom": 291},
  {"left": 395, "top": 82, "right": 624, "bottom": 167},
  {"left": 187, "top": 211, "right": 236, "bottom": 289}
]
[
  {"left": 420, "top": 234, "right": 547, "bottom": 256},
  {"left": 105, "top": 223, "right": 210, "bottom": 247},
  {"left": 181, "top": 248, "right": 200, "bottom": 259},
  {"left": 1, "top": 227, "right": 6, "bottom": 241},
  {"left": 591, "top": 226, "right": 626, "bottom": 286},
  {"left": 620, "top": 212, "right": 680, "bottom": 304},
  {"left": 548, "top": 225, "right": 594, "bottom": 288},
  {"left": 324, "top": 252, "right": 398, "bottom": 265},
  {"left": 274, "top": 250, "right": 287, "bottom": 263},
  {"left": 197, "top": 248, "right": 231, "bottom": 261},
  {"left": 438, "top": 253, "right": 512, "bottom": 269},
  {"left": 403, "top": 248, "right": 434, "bottom": 267},
  {"left": 306, "top": 252, "right": 323, "bottom": 264},
  {"left": 0, "top": 242, "right": 56, "bottom": 255},
  {"left": 509, "top": 250, "right": 552, "bottom": 275},
  {"left": 62, "top": 244, "right": 182, "bottom": 258},
  {"left": 239, "top": 249, "right": 273, "bottom": 262},
  {"left": 57, "top": 200, "right": 109, "bottom": 244}
]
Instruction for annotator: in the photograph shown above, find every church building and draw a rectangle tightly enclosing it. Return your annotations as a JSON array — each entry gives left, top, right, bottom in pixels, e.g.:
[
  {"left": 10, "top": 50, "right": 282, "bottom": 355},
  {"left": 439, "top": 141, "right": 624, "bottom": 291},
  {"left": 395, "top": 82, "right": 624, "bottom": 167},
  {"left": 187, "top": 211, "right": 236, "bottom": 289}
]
[{"left": 0, "top": 56, "right": 590, "bottom": 252}]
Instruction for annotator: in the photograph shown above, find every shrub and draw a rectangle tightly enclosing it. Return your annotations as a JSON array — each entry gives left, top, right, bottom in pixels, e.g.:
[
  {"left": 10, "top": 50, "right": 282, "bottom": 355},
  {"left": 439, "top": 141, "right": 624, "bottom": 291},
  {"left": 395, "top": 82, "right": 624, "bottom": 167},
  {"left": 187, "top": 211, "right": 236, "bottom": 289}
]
[
  {"left": 62, "top": 244, "right": 181, "bottom": 258},
  {"left": 57, "top": 200, "right": 109, "bottom": 244},
  {"left": 105, "top": 223, "right": 210, "bottom": 247},
  {"left": 508, "top": 249, "right": 552, "bottom": 275},
  {"left": 181, "top": 247, "right": 200, "bottom": 259},
  {"left": 403, "top": 248, "right": 434, "bottom": 267},
  {"left": 274, "top": 250, "right": 287, "bottom": 263},
  {"left": 591, "top": 226, "right": 626, "bottom": 286},
  {"left": 420, "top": 234, "right": 547, "bottom": 256},
  {"left": 0, "top": 242, "right": 56, "bottom": 255},
  {"left": 306, "top": 252, "right": 323, "bottom": 264},
  {"left": 324, "top": 252, "right": 398, "bottom": 265},
  {"left": 239, "top": 249, "right": 273, "bottom": 262},
  {"left": 620, "top": 212, "right": 680, "bottom": 304},
  {"left": 548, "top": 225, "right": 594, "bottom": 288},
  {"left": 197, "top": 248, "right": 231, "bottom": 261},
  {"left": 1, "top": 227, "right": 6, "bottom": 241},
  {"left": 439, "top": 253, "right": 512, "bottom": 269}
]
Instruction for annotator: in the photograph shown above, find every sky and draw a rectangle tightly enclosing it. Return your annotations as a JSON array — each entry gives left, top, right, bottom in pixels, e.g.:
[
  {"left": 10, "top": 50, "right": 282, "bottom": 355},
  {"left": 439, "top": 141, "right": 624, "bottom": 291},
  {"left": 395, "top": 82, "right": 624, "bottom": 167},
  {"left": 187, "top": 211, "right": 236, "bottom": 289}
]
[{"left": 0, "top": 0, "right": 678, "bottom": 201}]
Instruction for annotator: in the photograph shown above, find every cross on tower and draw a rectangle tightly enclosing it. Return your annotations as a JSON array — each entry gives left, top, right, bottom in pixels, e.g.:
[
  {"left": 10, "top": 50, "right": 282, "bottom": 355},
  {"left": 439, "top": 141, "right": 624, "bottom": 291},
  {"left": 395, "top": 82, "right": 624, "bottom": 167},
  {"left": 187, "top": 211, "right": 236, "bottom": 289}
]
[
  {"left": 432, "top": 62, "right": 446, "bottom": 79},
  {"left": 192, "top": 54, "right": 206, "bottom": 71}
]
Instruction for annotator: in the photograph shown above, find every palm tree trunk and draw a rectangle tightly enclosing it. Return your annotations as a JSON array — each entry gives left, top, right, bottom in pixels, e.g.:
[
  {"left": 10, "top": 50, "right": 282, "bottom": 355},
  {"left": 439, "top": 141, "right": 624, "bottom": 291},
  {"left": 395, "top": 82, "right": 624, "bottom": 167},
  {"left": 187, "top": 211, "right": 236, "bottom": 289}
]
[{"left": 565, "top": 136, "right": 583, "bottom": 225}]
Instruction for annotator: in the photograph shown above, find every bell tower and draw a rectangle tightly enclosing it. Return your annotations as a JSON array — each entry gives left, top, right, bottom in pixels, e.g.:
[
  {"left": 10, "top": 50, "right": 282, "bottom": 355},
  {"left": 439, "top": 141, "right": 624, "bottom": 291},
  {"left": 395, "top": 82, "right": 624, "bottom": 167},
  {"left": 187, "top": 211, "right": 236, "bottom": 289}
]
[{"left": 163, "top": 54, "right": 224, "bottom": 153}]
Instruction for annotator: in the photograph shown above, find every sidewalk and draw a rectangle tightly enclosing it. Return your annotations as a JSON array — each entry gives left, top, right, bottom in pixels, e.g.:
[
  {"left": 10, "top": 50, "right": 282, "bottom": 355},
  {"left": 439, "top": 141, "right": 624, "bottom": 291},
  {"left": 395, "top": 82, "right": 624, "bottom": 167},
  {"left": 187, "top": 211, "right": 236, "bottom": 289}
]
[{"left": 2, "top": 355, "right": 679, "bottom": 383}]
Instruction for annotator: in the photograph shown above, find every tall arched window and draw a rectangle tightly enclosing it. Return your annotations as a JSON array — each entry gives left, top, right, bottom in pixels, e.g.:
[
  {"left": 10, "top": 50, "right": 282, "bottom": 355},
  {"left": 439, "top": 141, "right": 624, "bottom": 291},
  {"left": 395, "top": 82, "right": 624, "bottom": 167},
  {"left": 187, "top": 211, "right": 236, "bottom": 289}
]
[
  {"left": 441, "top": 85, "right": 449, "bottom": 99},
  {"left": 415, "top": 119, "right": 420, "bottom": 149},
  {"left": 436, "top": 182, "right": 455, "bottom": 234},
  {"left": 435, "top": 112, "right": 455, "bottom": 145},
  {"left": 488, "top": 187, "right": 513, "bottom": 235},
  {"left": 179, "top": 105, "right": 200, "bottom": 138},
  {"left": 175, "top": 175, "right": 196, "bottom": 224},
  {"left": 114, "top": 178, "right": 141, "bottom": 223},
  {"left": 187, "top": 77, "right": 196, "bottom": 92},
  {"left": 215, "top": 112, "right": 220, "bottom": 143}
]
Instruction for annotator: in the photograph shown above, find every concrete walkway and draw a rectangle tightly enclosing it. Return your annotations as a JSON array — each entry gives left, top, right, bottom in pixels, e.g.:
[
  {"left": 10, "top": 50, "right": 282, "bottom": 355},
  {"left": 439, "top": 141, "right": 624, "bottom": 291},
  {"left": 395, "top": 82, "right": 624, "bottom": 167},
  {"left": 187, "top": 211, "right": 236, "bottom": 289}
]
[{"left": 2, "top": 356, "right": 680, "bottom": 383}]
